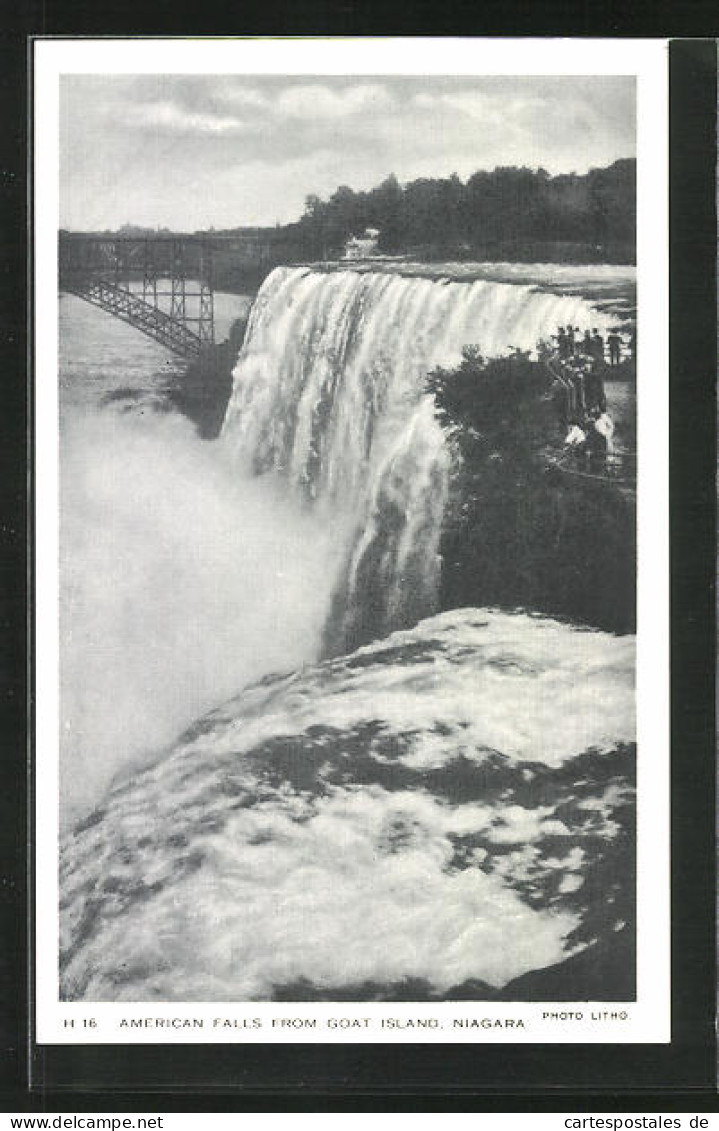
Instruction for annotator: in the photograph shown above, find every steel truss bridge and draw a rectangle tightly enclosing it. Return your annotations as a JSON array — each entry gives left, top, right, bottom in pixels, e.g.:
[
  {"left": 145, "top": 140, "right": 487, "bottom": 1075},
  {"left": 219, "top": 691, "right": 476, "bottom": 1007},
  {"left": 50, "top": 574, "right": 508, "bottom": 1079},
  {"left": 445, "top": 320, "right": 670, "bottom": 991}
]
[{"left": 59, "top": 234, "right": 215, "bottom": 359}]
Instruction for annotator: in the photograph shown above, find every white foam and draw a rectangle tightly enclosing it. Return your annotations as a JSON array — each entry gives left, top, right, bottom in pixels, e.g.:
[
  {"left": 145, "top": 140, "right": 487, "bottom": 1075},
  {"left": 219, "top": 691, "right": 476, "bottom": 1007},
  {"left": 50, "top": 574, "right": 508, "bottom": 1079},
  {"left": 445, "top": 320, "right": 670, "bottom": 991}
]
[
  {"left": 60, "top": 608, "right": 635, "bottom": 1002},
  {"left": 60, "top": 407, "right": 339, "bottom": 825}
]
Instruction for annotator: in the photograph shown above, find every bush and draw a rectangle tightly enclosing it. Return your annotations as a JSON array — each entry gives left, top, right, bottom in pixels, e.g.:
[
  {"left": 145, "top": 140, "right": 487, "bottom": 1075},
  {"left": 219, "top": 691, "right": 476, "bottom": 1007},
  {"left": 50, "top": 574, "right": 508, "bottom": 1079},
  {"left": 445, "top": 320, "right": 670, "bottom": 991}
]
[
  {"left": 427, "top": 347, "right": 553, "bottom": 458},
  {"left": 427, "top": 347, "right": 636, "bottom": 634}
]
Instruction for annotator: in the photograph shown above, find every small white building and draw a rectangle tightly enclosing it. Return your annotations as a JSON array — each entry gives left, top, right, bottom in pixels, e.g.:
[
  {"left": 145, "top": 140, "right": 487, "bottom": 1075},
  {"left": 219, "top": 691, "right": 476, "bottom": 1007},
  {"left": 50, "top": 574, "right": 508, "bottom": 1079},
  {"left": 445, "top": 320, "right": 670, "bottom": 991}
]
[{"left": 344, "top": 228, "right": 380, "bottom": 259}]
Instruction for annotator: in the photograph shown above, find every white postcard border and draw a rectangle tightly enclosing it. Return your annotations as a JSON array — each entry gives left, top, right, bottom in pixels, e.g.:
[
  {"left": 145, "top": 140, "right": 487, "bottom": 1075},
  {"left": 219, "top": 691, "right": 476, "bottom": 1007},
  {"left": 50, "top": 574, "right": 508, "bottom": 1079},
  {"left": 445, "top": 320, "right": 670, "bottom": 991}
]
[{"left": 34, "top": 36, "right": 669, "bottom": 1045}]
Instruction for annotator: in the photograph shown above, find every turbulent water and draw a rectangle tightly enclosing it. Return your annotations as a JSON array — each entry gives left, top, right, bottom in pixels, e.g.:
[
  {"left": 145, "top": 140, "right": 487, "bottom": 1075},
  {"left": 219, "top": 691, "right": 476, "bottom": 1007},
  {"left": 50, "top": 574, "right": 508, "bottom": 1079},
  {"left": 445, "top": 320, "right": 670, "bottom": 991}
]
[
  {"left": 59, "top": 263, "right": 635, "bottom": 1002},
  {"left": 60, "top": 609, "right": 635, "bottom": 1002},
  {"left": 314, "top": 260, "right": 636, "bottom": 321}
]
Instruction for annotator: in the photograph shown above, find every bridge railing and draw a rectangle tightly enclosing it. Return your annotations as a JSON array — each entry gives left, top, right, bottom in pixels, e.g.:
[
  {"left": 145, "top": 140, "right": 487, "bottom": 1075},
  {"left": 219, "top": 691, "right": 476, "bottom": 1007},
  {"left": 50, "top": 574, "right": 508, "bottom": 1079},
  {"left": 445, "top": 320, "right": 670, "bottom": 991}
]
[{"left": 59, "top": 234, "right": 213, "bottom": 285}]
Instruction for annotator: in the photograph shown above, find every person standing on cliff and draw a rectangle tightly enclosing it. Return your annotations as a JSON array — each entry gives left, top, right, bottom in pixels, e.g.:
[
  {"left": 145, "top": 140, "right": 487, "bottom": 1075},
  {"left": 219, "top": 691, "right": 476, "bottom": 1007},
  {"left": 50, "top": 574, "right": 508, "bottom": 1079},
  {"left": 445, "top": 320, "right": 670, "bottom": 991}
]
[
  {"left": 588, "top": 408, "right": 615, "bottom": 469},
  {"left": 590, "top": 329, "right": 604, "bottom": 363},
  {"left": 569, "top": 358, "right": 588, "bottom": 416}
]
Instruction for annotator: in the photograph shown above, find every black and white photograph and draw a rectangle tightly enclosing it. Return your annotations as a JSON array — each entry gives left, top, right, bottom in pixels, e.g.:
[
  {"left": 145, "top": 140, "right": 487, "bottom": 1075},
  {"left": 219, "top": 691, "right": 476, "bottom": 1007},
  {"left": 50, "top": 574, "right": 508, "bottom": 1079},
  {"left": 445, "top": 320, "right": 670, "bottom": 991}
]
[{"left": 34, "top": 38, "right": 669, "bottom": 1043}]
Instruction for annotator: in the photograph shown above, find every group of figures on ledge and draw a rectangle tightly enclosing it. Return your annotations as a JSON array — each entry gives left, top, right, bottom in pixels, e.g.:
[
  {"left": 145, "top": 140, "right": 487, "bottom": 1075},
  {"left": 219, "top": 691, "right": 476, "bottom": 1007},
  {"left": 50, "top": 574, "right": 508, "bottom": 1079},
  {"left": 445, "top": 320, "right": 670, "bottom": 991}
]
[
  {"left": 547, "top": 323, "right": 635, "bottom": 474},
  {"left": 555, "top": 324, "right": 635, "bottom": 367}
]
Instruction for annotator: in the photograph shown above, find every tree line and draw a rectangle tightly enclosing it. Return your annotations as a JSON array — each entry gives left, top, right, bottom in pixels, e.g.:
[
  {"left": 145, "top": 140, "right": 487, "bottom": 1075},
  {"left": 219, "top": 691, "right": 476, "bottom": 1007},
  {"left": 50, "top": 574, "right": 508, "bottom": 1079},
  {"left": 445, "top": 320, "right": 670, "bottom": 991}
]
[
  {"left": 291, "top": 159, "right": 635, "bottom": 263},
  {"left": 64, "top": 158, "right": 636, "bottom": 269}
]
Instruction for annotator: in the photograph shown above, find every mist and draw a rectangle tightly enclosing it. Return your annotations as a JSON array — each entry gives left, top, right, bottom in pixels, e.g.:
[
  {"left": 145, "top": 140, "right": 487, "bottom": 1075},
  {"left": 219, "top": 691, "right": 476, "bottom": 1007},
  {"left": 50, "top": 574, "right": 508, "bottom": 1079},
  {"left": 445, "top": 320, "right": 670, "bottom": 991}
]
[{"left": 60, "top": 406, "right": 338, "bottom": 826}]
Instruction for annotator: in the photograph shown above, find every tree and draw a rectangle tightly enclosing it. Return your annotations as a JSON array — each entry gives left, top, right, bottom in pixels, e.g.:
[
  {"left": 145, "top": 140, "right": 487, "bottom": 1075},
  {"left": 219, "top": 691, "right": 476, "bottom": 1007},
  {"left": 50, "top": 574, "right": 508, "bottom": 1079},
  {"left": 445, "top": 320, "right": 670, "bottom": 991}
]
[
  {"left": 291, "top": 158, "right": 636, "bottom": 263},
  {"left": 368, "top": 174, "right": 403, "bottom": 251}
]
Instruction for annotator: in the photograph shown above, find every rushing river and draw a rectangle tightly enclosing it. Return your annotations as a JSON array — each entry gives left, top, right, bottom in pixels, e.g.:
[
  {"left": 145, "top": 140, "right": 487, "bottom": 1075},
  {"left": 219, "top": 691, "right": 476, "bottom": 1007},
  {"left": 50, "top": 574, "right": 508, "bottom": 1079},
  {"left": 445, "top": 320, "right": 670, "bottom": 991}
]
[{"left": 58, "top": 263, "right": 637, "bottom": 1002}]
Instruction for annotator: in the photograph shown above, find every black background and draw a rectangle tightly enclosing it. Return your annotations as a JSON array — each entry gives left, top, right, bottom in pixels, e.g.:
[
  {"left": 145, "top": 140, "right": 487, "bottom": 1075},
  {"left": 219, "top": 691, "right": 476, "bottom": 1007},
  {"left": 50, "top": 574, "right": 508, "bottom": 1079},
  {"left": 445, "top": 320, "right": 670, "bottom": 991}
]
[{"left": 1, "top": 18, "right": 717, "bottom": 1111}]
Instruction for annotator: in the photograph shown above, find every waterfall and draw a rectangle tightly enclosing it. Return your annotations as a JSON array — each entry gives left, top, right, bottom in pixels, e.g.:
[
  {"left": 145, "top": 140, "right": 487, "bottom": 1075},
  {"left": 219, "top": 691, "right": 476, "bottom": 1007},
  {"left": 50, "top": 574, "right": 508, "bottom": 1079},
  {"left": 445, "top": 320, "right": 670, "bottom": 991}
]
[
  {"left": 221, "top": 266, "right": 618, "bottom": 651},
  {"left": 59, "top": 267, "right": 637, "bottom": 1004}
]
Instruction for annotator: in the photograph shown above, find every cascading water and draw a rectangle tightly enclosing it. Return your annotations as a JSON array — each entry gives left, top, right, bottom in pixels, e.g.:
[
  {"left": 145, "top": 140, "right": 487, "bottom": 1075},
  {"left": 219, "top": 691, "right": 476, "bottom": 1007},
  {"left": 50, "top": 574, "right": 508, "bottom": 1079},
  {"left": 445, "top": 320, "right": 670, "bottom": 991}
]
[{"left": 221, "top": 265, "right": 620, "bottom": 650}]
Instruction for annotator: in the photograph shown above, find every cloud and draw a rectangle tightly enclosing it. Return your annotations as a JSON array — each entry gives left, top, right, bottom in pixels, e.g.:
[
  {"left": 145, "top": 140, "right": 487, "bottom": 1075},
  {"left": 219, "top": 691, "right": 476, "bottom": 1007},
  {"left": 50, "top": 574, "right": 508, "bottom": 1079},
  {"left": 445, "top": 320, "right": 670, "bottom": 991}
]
[
  {"left": 123, "top": 99, "right": 248, "bottom": 135},
  {"left": 60, "top": 75, "right": 635, "bottom": 229}
]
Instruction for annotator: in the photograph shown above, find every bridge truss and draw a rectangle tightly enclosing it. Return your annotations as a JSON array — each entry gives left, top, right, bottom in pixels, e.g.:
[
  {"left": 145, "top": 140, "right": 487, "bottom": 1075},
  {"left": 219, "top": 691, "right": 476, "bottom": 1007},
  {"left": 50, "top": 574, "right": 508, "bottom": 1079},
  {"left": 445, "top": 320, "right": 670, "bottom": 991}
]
[{"left": 59, "top": 235, "right": 215, "bottom": 360}]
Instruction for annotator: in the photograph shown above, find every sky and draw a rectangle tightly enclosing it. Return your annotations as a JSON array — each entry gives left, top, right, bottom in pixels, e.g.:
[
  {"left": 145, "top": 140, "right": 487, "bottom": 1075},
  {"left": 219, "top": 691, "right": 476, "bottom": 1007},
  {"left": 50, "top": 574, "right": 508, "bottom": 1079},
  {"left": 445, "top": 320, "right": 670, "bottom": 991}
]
[{"left": 60, "top": 75, "right": 636, "bottom": 232}]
